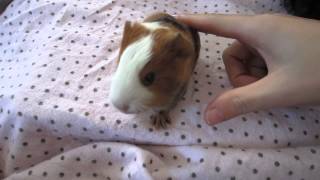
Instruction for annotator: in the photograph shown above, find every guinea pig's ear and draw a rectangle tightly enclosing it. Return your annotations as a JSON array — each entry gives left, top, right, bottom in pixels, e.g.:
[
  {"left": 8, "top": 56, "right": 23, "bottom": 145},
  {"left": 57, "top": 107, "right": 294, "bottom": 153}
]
[
  {"left": 123, "top": 21, "right": 132, "bottom": 35},
  {"left": 120, "top": 21, "right": 133, "bottom": 45},
  {"left": 117, "top": 21, "right": 132, "bottom": 66}
]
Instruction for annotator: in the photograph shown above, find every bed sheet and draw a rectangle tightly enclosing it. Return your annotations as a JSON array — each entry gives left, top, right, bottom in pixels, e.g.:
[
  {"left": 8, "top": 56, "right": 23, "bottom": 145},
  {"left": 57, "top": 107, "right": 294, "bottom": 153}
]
[{"left": 0, "top": 0, "right": 319, "bottom": 179}]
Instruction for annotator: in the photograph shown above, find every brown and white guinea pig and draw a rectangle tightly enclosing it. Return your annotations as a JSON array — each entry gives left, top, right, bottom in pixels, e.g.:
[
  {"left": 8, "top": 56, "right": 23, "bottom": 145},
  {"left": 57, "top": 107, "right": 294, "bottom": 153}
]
[{"left": 109, "top": 12, "right": 200, "bottom": 128}]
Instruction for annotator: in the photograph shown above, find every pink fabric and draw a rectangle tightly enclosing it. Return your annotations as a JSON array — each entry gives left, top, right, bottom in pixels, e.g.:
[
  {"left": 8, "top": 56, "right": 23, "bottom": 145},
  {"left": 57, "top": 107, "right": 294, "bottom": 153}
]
[{"left": 0, "top": 0, "right": 319, "bottom": 179}]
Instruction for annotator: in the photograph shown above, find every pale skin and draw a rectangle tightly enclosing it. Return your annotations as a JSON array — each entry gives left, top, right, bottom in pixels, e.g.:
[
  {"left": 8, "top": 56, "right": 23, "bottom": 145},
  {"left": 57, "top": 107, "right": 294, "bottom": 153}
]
[{"left": 176, "top": 14, "right": 320, "bottom": 125}]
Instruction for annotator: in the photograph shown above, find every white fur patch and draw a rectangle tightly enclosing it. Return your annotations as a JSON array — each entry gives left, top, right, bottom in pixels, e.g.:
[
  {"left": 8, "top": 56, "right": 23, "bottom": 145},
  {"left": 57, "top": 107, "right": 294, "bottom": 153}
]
[
  {"left": 142, "top": 22, "right": 168, "bottom": 31},
  {"left": 110, "top": 34, "right": 154, "bottom": 113}
]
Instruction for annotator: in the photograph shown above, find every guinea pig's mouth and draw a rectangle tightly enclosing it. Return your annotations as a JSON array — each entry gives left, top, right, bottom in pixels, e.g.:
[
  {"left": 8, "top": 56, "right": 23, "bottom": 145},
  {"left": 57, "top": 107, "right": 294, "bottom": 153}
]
[
  {"left": 127, "top": 107, "right": 147, "bottom": 114},
  {"left": 119, "top": 109, "right": 138, "bottom": 114},
  {"left": 112, "top": 102, "right": 146, "bottom": 114},
  {"left": 120, "top": 108, "right": 141, "bottom": 114},
  {"left": 119, "top": 109, "right": 143, "bottom": 114}
]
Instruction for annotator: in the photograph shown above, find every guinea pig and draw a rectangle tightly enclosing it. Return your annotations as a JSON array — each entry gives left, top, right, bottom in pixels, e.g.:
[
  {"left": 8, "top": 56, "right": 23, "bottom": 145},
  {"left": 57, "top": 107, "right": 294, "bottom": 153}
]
[{"left": 109, "top": 12, "right": 200, "bottom": 128}]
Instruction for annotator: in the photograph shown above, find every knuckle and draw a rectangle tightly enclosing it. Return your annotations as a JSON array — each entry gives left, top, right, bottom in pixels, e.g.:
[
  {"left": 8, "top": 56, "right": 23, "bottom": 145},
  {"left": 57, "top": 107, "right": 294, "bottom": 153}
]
[
  {"left": 253, "top": 13, "right": 283, "bottom": 23},
  {"left": 252, "top": 14, "right": 281, "bottom": 29},
  {"left": 241, "top": 14, "right": 281, "bottom": 44},
  {"left": 229, "top": 94, "right": 250, "bottom": 115}
]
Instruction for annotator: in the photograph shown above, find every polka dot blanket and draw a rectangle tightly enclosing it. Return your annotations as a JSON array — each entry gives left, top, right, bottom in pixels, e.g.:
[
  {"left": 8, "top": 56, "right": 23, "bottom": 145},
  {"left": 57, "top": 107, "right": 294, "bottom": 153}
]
[{"left": 1, "top": 0, "right": 319, "bottom": 179}]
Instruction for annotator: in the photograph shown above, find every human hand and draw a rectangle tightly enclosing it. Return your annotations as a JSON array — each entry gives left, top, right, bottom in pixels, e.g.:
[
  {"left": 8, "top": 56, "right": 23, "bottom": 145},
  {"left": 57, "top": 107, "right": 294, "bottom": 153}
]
[{"left": 177, "top": 14, "right": 320, "bottom": 125}]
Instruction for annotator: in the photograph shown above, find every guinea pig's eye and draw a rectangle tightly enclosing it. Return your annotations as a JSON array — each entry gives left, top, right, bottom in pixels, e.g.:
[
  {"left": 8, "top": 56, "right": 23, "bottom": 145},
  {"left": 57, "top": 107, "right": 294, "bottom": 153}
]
[{"left": 142, "top": 72, "right": 156, "bottom": 86}]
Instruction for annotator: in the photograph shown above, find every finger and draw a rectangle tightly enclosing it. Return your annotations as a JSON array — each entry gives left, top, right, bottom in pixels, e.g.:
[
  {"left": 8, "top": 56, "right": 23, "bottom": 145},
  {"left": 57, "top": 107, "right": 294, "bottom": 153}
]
[
  {"left": 176, "top": 14, "right": 258, "bottom": 44},
  {"left": 222, "top": 41, "right": 260, "bottom": 87},
  {"left": 247, "top": 56, "right": 268, "bottom": 79}
]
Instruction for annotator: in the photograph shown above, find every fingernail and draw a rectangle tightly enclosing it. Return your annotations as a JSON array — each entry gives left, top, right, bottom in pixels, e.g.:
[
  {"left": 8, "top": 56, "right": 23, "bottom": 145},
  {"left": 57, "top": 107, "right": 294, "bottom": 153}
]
[{"left": 205, "top": 108, "right": 224, "bottom": 125}]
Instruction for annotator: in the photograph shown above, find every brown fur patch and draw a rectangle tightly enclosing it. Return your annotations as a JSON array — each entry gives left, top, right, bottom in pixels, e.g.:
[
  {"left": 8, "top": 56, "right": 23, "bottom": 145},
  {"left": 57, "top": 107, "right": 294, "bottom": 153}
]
[
  {"left": 117, "top": 21, "right": 150, "bottom": 65},
  {"left": 139, "top": 27, "right": 196, "bottom": 109},
  {"left": 145, "top": 13, "right": 200, "bottom": 68},
  {"left": 144, "top": 12, "right": 172, "bottom": 22}
]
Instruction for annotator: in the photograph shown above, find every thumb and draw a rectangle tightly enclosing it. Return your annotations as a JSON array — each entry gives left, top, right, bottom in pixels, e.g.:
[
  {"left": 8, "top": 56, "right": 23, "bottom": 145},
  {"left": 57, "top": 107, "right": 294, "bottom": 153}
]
[{"left": 205, "top": 75, "right": 283, "bottom": 125}]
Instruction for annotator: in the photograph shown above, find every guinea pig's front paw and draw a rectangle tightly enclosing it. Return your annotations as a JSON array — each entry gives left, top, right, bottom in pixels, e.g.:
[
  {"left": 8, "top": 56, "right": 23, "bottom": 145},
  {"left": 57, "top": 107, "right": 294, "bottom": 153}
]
[{"left": 152, "top": 111, "right": 171, "bottom": 129}]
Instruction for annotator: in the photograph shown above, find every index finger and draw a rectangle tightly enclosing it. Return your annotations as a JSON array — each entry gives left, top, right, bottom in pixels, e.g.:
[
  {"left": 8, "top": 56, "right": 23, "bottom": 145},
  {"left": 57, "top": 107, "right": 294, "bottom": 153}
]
[{"left": 176, "top": 14, "right": 258, "bottom": 45}]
